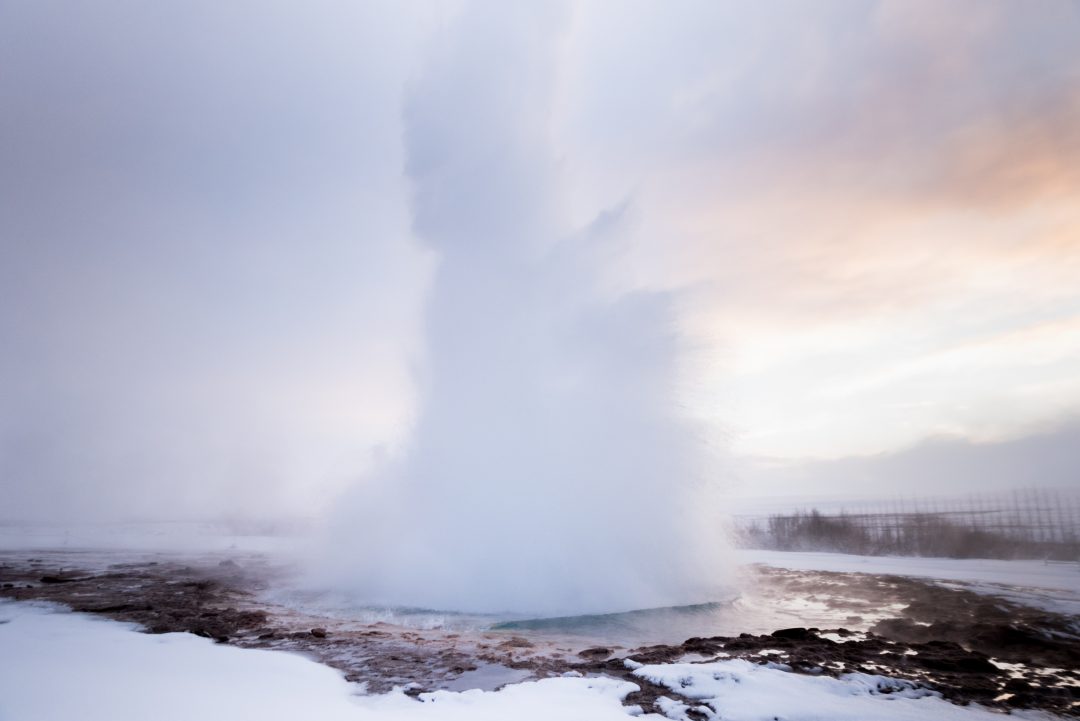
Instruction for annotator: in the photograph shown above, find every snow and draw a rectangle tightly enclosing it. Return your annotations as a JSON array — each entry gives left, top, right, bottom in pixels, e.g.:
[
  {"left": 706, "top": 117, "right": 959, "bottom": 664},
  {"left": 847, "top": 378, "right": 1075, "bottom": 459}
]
[
  {"left": 737, "top": 549, "right": 1080, "bottom": 592},
  {"left": 0, "top": 600, "right": 639, "bottom": 721},
  {"left": 634, "top": 659, "right": 1033, "bottom": 721},
  {"left": 0, "top": 600, "right": 1048, "bottom": 721},
  {"left": 738, "top": 549, "right": 1080, "bottom": 616},
  {"left": 0, "top": 521, "right": 298, "bottom": 554}
]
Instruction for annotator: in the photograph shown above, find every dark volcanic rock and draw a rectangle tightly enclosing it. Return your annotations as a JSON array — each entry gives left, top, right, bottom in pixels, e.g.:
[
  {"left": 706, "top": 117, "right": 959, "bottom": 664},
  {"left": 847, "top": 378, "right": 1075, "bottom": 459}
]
[
  {"left": 577, "top": 647, "right": 612, "bottom": 660},
  {"left": 39, "top": 574, "right": 87, "bottom": 584},
  {"left": 771, "top": 627, "right": 817, "bottom": 641}
]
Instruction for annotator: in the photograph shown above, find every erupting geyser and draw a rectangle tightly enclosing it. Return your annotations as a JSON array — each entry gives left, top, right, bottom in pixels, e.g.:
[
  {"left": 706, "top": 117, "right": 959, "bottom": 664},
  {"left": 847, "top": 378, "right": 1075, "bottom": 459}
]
[{"left": 317, "top": 4, "right": 727, "bottom": 615}]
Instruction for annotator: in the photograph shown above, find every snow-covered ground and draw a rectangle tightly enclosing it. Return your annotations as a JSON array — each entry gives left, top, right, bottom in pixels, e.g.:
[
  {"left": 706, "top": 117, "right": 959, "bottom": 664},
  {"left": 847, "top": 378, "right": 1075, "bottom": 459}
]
[
  {"left": 737, "top": 549, "right": 1080, "bottom": 617},
  {"left": 0, "top": 600, "right": 635, "bottom": 721},
  {"left": 0, "top": 521, "right": 299, "bottom": 554},
  {"left": 737, "top": 549, "right": 1080, "bottom": 592},
  {"left": 5, "top": 523, "right": 1074, "bottom": 598},
  {"left": 2, "top": 542, "right": 1075, "bottom": 718},
  {"left": 0, "top": 600, "right": 1053, "bottom": 721},
  {"left": 632, "top": 659, "right": 1041, "bottom": 721}
]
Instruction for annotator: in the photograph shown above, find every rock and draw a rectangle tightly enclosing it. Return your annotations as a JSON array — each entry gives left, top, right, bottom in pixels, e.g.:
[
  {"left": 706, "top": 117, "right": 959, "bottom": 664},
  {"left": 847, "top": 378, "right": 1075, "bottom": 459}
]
[
  {"left": 75, "top": 603, "right": 151, "bottom": 613},
  {"left": 578, "top": 647, "right": 612, "bottom": 660},
  {"left": 1004, "top": 678, "right": 1034, "bottom": 693},
  {"left": 500, "top": 636, "right": 534, "bottom": 648},
  {"left": 682, "top": 637, "right": 724, "bottom": 655},
  {"left": 771, "top": 627, "right": 816, "bottom": 641},
  {"left": 310, "top": 627, "right": 328, "bottom": 638}
]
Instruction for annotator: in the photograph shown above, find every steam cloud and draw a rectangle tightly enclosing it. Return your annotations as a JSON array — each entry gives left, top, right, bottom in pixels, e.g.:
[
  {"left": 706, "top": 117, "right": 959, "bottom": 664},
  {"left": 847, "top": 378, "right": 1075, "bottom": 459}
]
[{"left": 315, "top": 4, "right": 727, "bottom": 615}]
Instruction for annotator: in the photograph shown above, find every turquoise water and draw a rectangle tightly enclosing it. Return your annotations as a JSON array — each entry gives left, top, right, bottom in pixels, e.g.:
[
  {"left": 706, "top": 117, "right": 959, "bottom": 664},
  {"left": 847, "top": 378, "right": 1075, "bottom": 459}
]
[
  {"left": 492, "top": 601, "right": 733, "bottom": 640},
  {"left": 267, "top": 590, "right": 782, "bottom": 646}
]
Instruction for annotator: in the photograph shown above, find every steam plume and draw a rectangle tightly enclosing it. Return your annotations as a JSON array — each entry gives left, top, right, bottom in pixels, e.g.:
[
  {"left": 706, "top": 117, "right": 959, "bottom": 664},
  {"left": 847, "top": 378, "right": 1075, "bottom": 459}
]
[{"left": 317, "top": 3, "right": 726, "bottom": 615}]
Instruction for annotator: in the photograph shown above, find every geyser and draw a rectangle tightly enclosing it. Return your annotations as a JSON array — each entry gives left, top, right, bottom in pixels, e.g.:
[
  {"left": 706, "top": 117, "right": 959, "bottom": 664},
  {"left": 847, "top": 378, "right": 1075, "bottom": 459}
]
[{"left": 317, "top": 4, "right": 727, "bottom": 616}]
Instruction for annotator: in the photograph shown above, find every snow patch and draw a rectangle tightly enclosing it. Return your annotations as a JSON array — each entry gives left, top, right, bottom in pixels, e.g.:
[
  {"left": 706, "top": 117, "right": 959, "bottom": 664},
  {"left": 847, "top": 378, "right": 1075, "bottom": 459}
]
[
  {"left": 0, "top": 601, "right": 639, "bottom": 721},
  {"left": 634, "top": 659, "right": 1018, "bottom": 720}
]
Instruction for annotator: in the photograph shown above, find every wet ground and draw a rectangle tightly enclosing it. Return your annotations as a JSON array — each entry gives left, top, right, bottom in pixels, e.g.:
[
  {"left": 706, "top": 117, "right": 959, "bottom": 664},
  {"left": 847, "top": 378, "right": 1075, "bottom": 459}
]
[{"left": 1, "top": 550, "right": 1077, "bottom": 717}]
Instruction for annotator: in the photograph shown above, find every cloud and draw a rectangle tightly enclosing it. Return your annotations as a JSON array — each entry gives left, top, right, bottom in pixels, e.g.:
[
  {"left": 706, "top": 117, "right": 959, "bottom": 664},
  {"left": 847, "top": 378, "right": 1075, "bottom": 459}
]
[
  {"left": 547, "top": 0, "right": 1080, "bottom": 458},
  {"left": 734, "top": 417, "right": 1080, "bottom": 500}
]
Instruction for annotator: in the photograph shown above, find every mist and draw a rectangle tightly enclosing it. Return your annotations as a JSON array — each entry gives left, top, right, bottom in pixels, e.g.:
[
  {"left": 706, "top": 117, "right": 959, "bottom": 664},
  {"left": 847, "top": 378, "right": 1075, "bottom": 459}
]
[
  {"left": 0, "top": 0, "right": 429, "bottom": 522},
  {"left": 312, "top": 4, "right": 727, "bottom": 616},
  {"left": 3, "top": 0, "right": 1079, "bottom": 612}
]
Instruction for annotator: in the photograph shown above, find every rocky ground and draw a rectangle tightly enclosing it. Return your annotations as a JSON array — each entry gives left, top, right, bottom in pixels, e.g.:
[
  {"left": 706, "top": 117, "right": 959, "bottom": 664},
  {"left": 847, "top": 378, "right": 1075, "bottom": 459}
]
[{"left": 1, "top": 553, "right": 1077, "bottom": 717}]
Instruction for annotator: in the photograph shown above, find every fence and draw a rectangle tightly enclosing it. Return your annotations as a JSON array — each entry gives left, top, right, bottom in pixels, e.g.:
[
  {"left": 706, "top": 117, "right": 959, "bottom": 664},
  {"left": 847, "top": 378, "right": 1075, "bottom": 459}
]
[{"left": 733, "top": 488, "right": 1080, "bottom": 561}]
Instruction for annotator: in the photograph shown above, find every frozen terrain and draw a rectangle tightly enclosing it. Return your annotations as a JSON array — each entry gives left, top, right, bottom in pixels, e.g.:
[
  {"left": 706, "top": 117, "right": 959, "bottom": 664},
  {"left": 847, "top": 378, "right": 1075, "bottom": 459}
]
[
  {"left": 0, "top": 600, "right": 1043, "bottom": 721},
  {"left": 1, "top": 529, "right": 1077, "bottom": 718},
  {"left": 739, "top": 549, "right": 1080, "bottom": 617},
  {"left": 0, "top": 521, "right": 299, "bottom": 554},
  {"left": 738, "top": 549, "right": 1080, "bottom": 593}
]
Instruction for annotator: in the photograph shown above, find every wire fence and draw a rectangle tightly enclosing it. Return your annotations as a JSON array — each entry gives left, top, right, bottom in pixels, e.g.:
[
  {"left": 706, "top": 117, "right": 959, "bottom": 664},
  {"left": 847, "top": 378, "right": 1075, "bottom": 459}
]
[{"left": 732, "top": 488, "right": 1080, "bottom": 561}]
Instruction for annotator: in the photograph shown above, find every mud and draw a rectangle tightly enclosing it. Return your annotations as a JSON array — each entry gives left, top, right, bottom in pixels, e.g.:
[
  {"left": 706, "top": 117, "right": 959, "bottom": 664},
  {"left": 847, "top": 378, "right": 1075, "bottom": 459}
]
[{"left": 1, "top": 554, "right": 1077, "bottom": 717}]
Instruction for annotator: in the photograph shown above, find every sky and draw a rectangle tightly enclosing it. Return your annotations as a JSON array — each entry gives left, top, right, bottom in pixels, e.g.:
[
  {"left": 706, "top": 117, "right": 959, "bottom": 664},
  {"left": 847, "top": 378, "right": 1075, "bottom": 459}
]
[{"left": 2, "top": 0, "right": 1079, "bottom": 521}]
